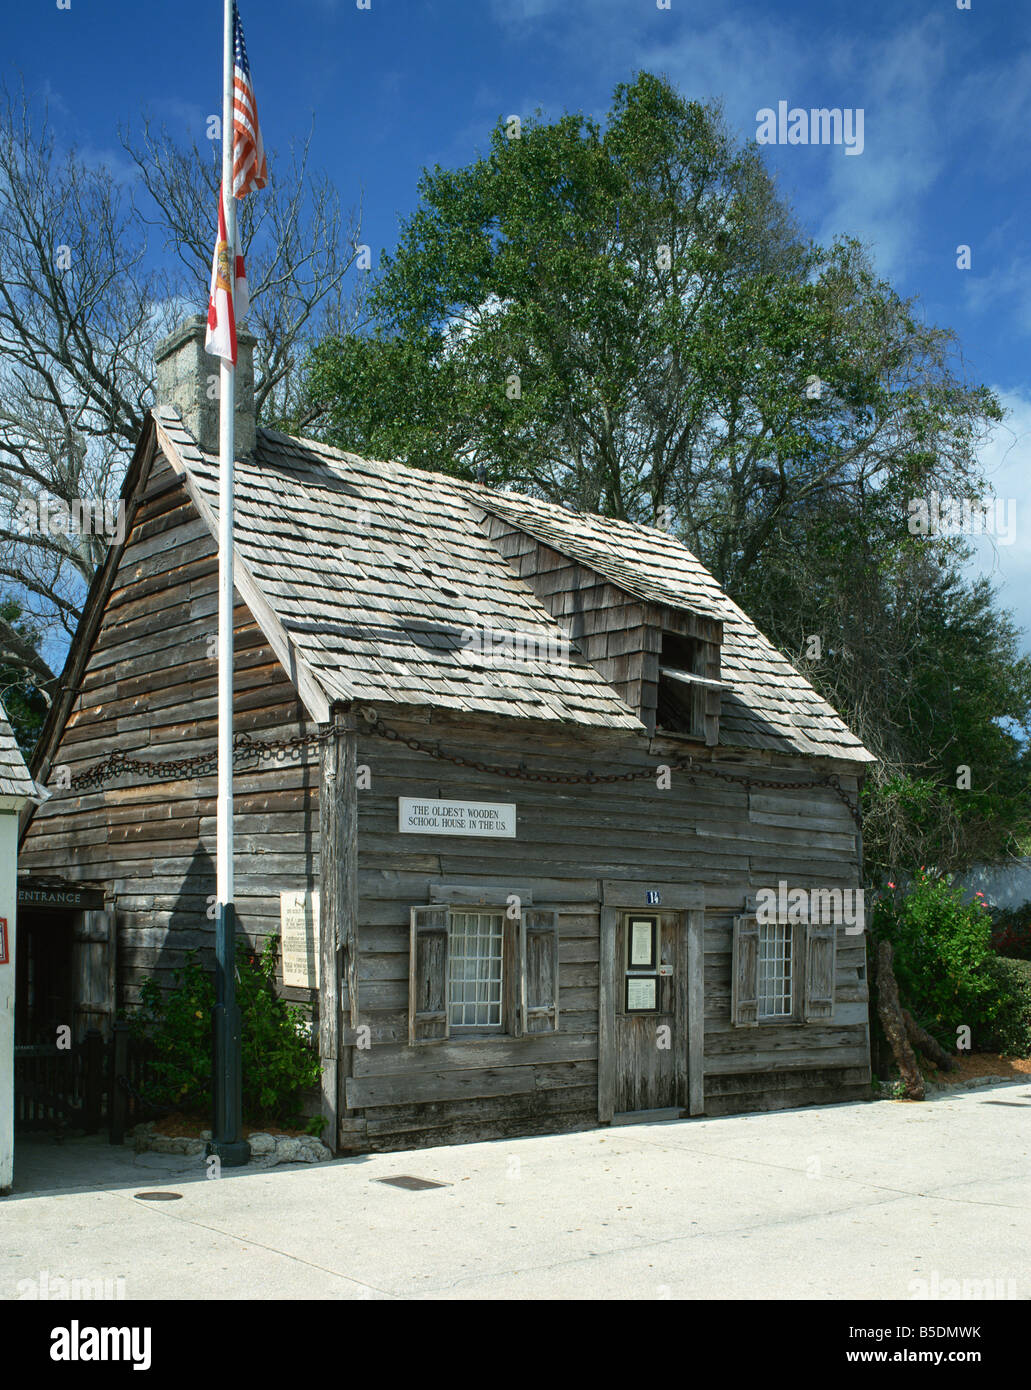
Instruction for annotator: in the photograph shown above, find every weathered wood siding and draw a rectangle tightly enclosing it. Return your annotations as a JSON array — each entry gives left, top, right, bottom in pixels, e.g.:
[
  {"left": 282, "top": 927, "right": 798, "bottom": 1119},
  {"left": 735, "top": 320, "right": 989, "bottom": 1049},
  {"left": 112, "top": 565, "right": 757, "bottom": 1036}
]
[
  {"left": 346, "top": 706, "right": 869, "bottom": 1151},
  {"left": 19, "top": 453, "right": 322, "bottom": 1011}
]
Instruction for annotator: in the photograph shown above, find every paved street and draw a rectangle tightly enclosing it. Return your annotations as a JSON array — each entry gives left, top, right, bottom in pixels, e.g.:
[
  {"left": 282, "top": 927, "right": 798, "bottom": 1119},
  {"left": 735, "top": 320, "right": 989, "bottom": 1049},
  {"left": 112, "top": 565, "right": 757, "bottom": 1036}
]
[{"left": 2, "top": 1085, "right": 1028, "bottom": 1300}]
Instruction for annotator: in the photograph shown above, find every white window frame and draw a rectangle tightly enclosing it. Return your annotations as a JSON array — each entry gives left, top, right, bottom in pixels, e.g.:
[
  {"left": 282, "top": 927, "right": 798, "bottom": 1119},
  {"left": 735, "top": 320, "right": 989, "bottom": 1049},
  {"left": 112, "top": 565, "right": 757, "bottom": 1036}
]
[
  {"left": 757, "top": 920, "right": 796, "bottom": 1021},
  {"left": 446, "top": 908, "right": 505, "bottom": 1033}
]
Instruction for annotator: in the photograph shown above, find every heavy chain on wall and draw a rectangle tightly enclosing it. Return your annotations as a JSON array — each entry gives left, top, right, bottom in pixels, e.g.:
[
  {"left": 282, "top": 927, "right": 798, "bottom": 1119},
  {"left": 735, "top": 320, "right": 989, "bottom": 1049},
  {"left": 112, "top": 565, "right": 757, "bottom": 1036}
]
[
  {"left": 66, "top": 729, "right": 334, "bottom": 791},
  {"left": 62, "top": 704, "right": 862, "bottom": 828},
  {"left": 359, "top": 711, "right": 864, "bottom": 829}
]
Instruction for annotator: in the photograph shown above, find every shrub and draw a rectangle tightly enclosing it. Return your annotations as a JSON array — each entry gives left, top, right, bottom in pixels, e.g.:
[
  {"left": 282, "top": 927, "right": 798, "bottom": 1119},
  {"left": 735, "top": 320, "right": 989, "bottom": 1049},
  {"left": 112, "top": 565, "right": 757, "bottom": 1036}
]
[
  {"left": 870, "top": 871, "right": 1005, "bottom": 1050},
  {"left": 237, "top": 937, "right": 322, "bottom": 1128},
  {"left": 989, "top": 904, "right": 1031, "bottom": 961},
  {"left": 129, "top": 955, "right": 214, "bottom": 1113},
  {"left": 128, "top": 935, "right": 321, "bottom": 1129},
  {"left": 986, "top": 958, "right": 1031, "bottom": 1056}
]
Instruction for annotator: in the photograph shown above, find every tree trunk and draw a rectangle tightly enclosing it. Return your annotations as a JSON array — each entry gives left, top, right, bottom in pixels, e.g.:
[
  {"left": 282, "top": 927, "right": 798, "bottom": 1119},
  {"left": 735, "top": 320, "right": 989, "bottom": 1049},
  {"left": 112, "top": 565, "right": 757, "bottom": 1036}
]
[
  {"left": 902, "top": 1009, "right": 957, "bottom": 1072},
  {"left": 875, "top": 941, "right": 924, "bottom": 1100}
]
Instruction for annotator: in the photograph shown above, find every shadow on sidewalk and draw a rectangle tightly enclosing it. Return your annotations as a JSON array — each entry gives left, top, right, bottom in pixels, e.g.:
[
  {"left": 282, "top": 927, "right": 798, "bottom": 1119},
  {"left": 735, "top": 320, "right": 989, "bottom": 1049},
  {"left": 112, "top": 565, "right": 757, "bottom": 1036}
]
[{"left": 4, "top": 1132, "right": 369, "bottom": 1201}]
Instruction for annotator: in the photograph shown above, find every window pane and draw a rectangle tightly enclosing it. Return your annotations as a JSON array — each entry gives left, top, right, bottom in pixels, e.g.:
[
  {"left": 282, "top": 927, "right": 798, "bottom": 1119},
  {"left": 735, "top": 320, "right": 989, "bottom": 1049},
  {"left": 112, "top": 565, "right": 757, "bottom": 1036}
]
[
  {"left": 758, "top": 922, "right": 792, "bottom": 1018},
  {"left": 448, "top": 911, "right": 504, "bottom": 1029}
]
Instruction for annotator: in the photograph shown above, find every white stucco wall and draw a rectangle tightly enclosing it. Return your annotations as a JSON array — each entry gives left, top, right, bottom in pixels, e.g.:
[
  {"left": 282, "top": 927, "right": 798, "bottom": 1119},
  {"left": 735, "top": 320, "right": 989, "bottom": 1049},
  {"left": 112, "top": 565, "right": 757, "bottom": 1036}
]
[{"left": 1, "top": 811, "right": 18, "bottom": 1191}]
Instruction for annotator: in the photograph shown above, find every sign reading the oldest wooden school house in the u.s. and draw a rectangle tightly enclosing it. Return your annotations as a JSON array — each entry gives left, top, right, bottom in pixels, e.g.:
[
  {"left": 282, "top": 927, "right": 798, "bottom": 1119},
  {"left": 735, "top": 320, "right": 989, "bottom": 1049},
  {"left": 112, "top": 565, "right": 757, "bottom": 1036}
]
[
  {"left": 398, "top": 798, "right": 516, "bottom": 837},
  {"left": 18, "top": 315, "right": 878, "bottom": 1160}
]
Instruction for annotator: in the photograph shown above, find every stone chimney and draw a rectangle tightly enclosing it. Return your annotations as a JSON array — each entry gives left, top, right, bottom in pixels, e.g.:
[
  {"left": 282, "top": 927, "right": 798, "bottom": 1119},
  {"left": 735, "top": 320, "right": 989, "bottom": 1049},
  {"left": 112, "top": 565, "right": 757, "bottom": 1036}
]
[{"left": 154, "top": 313, "right": 257, "bottom": 457}]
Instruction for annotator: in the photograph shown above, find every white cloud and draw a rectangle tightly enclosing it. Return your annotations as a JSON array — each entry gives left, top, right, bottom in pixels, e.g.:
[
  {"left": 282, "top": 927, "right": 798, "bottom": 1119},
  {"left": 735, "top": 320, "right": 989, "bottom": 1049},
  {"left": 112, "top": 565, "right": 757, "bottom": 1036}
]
[
  {"left": 965, "top": 389, "right": 1031, "bottom": 654},
  {"left": 813, "top": 18, "right": 950, "bottom": 278},
  {"left": 962, "top": 258, "right": 1031, "bottom": 338}
]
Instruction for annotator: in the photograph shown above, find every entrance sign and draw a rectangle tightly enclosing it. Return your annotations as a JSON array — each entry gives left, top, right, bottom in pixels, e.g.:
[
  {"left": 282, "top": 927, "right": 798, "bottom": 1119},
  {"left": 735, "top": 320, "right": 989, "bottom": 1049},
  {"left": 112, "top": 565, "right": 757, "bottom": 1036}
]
[
  {"left": 18, "top": 884, "right": 105, "bottom": 911},
  {"left": 398, "top": 798, "right": 516, "bottom": 838},
  {"left": 280, "top": 890, "right": 320, "bottom": 988}
]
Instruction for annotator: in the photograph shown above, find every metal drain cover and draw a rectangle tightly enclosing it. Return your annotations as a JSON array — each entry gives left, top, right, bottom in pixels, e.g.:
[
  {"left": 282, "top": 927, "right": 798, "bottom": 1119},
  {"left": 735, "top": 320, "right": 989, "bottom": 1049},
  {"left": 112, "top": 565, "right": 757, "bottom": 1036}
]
[
  {"left": 134, "top": 1191, "right": 183, "bottom": 1201},
  {"left": 375, "top": 1175, "right": 449, "bottom": 1190}
]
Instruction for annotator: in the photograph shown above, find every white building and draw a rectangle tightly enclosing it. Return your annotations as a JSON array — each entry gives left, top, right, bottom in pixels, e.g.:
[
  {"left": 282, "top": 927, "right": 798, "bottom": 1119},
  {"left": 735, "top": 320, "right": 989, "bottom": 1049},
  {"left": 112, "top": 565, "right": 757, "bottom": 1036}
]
[{"left": 0, "top": 704, "right": 39, "bottom": 1192}]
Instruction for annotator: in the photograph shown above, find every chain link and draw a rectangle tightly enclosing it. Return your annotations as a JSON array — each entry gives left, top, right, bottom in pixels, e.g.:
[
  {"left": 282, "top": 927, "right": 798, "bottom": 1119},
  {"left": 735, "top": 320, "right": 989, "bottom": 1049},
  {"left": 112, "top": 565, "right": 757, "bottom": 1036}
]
[
  {"left": 68, "top": 728, "right": 336, "bottom": 791},
  {"left": 357, "top": 708, "right": 864, "bottom": 829},
  {"left": 63, "top": 705, "right": 861, "bottom": 829}
]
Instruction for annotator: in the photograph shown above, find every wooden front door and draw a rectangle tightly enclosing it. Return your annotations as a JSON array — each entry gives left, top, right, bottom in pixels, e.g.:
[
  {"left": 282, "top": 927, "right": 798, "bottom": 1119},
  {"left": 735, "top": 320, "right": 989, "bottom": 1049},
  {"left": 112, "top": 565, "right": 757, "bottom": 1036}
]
[
  {"left": 598, "top": 881, "right": 706, "bottom": 1123},
  {"left": 613, "top": 910, "right": 687, "bottom": 1113}
]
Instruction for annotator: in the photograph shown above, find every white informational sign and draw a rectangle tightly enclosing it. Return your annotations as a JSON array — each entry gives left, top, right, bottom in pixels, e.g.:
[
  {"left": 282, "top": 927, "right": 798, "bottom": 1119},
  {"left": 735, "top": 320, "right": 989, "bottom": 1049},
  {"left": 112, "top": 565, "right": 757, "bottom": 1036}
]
[
  {"left": 627, "top": 977, "right": 658, "bottom": 1011},
  {"left": 280, "top": 890, "right": 320, "bottom": 988},
  {"left": 398, "top": 798, "right": 517, "bottom": 838}
]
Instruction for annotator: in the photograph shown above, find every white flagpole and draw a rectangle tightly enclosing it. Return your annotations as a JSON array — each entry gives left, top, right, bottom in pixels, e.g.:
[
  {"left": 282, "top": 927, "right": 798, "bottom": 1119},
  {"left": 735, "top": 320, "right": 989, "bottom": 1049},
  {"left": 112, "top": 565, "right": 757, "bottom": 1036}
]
[{"left": 211, "top": 0, "right": 248, "bottom": 1165}]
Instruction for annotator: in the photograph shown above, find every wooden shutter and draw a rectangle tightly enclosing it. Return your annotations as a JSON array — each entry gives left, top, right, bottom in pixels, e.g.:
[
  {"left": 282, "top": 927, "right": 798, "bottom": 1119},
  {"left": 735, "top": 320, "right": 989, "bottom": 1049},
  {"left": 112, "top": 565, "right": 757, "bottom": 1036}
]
[
  {"left": 409, "top": 905, "right": 449, "bottom": 1044},
  {"left": 72, "top": 909, "right": 116, "bottom": 1041},
  {"left": 804, "top": 921, "right": 837, "bottom": 1022},
  {"left": 731, "top": 914, "right": 759, "bottom": 1027},
  {"left": 519, "top": 908, "right": 559, "bottom": 1035}
]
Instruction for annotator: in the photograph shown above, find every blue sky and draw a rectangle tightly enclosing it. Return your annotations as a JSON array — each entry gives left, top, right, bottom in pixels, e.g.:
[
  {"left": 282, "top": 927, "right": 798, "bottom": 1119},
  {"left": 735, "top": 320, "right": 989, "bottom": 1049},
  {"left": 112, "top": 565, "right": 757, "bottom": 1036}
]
[{"left": 5, "top": 0, "right": 1031, "bottom": 655}]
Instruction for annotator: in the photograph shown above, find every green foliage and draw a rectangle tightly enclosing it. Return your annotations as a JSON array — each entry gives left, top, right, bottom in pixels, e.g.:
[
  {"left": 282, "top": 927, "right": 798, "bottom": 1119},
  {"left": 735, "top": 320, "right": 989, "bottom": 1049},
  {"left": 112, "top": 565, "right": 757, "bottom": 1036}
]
[
  {"left": 871, "top": 872, "right": 1011, "bottom": 1050},
  {"left": 236, "top": 937, "right": 322, "bottom": 1126},
  {"left": 0, "top": 597, "right": 49, "bottom": 758},
  {"left": 984, "top": 958, "right": 1031, "bottom": 1057},
  {"left": 128, "top": 936, "right": 320, "bottom": 1127},
  {"left": 129, "top": 954, "right": 214, "bottom": 1112}
]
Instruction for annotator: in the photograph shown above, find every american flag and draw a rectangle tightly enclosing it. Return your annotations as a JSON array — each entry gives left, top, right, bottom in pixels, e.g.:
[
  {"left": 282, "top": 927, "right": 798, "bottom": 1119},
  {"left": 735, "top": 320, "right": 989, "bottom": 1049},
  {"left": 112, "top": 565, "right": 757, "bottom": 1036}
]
[{"left": 231, "top": 1, "right": 267, "bottom": 198}]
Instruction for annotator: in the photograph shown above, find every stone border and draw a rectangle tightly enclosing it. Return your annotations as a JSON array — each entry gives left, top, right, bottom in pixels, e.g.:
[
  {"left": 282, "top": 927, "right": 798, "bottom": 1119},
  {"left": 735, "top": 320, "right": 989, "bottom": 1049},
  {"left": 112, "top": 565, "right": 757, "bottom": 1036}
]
[
  {"left": 924, "top": 1073, "right": 1031, "bottom": 1098},
  {"left": 130, "top": 1121, "right": 333, "bottom": 1166},
  {"left": 874, "top": 1072, "right": 1031, "bottom": 1101}
]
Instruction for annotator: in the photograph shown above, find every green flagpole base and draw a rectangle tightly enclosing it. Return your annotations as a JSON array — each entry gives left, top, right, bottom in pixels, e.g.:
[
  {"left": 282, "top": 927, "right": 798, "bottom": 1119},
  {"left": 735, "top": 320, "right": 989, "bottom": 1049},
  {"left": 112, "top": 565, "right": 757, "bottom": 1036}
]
[
  {"left": 211, "top": 902, "right": 250, "bottom": 1167},
  {"left": 206, "top": 1138, "right": 251, "bottom": 1167}
]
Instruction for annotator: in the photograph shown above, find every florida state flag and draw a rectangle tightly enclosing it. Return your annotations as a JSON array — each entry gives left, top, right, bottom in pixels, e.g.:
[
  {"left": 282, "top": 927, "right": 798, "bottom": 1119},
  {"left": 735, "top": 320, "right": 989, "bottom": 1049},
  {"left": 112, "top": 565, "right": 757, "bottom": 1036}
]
[{"left": 204, "top": 189, "right": 250, "bottom": 365}]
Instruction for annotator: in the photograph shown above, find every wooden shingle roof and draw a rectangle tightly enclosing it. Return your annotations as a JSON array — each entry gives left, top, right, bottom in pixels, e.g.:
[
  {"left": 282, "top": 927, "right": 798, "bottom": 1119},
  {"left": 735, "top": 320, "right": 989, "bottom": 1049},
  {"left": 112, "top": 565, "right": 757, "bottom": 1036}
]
[
  {"left": 464, "top": 489, "right": 874, "bottom": 762},
  {"left": 0, "top": 703, "right": 35, "bottom": 801},
  {"left": 154, "top": 410, "right": 873, "bottom": 762},
  {"left": 155, "top": 412, "right": 641, "bottom": 732}
]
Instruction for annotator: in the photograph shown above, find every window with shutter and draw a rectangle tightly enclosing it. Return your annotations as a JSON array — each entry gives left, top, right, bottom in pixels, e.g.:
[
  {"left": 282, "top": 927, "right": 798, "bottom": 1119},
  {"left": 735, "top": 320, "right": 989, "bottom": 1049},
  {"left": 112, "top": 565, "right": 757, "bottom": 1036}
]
[
  {"left": 733, "top": 907, "right": 838, "bottom": 1026},
  {"left": 408, "top": 900, "right": 561, "bottom": 1043}
]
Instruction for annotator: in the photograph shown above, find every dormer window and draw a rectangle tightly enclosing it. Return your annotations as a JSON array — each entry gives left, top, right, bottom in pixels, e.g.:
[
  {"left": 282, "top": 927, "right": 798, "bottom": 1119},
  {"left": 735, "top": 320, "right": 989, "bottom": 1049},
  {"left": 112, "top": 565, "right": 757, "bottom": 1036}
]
[{"left": 656, "top": 621, "right": 722, "bottom": 744}]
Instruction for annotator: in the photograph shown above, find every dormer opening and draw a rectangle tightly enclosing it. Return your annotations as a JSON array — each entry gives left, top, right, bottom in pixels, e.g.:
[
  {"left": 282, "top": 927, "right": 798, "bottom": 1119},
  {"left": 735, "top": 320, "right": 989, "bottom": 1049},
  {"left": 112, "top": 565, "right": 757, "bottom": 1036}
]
[
  {"left": 660, "top": 632, "right": 706, "bottom": 678},
  {"left": 655, "top": 620, "right": 722, "bottom": 745}
]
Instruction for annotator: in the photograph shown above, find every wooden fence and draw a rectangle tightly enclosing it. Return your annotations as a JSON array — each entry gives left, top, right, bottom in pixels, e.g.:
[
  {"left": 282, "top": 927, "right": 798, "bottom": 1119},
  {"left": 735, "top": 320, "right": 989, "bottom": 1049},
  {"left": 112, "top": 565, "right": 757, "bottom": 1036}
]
[{"left": 14, "top": 1023, "right": 183, "bottom": 1143}]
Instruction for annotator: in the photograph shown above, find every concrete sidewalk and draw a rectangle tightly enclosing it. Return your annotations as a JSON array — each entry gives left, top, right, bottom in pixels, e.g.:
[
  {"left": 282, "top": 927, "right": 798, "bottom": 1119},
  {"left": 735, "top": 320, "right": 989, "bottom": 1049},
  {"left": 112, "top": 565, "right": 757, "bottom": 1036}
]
[{"left": 2, "top": 1085, "right": 1029, "bottom": 1300}]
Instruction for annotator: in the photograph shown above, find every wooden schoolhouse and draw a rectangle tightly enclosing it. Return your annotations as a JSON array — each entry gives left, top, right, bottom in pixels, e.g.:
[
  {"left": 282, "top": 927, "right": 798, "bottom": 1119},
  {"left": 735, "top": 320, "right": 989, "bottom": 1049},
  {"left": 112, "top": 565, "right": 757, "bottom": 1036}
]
[{"left": 19, "top": 315, "right": 876, "bottom": 1153}]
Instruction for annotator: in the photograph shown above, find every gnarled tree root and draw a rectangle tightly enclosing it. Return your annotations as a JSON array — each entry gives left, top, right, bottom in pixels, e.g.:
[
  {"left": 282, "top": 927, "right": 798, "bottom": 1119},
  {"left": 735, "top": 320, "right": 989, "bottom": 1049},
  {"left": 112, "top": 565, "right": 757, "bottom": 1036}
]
[
  {"left": 902, "top": 1009, "right": 957, "bottom": 1073},
  {"left": 875, "top": 941, "right": 925, "bottom": 1100}
]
